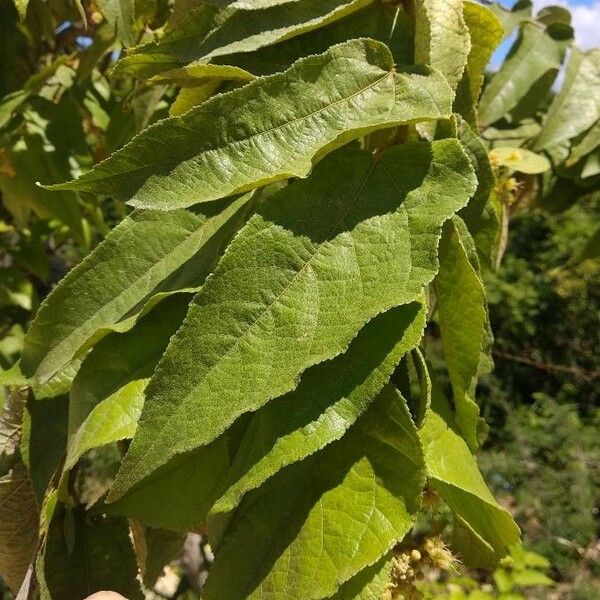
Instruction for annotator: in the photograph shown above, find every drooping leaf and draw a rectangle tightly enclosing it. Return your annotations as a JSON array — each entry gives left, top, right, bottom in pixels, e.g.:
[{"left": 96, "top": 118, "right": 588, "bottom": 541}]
[
  {"left": 212, "top": 300, "right": 427, "bottom": 516},
  {"left": 108, "top": 139, "right": 476, "bottom": 502},
  {"left": 490, "top": 146, "right": 550, "bottom": 174},
  {"left": 202, "top": 386, "right": 425, "bottom": 600},
  {"left": 0, "top": 459, "right": 38, "bottom": 593},
  {"left": 534, "top": 48, "right": 600, "bottom": 151},
  {"left": 433, "top": 218, "right": 487, "bottom": 449},
  {"left": 453, "top": 1, "right": 503, "bottom": 124},
  {"left": 21, "top": 193, "right": 254, "bottom": 384},
  {"left": 489, "top": 0, "right": 532, "bottom": 40},
  {"left": 414, "top": 0, "right": 471, "bottom": 92},
  {"left": 61, "top": 295, "right": 191, "bottom": 488},
  {"left": 47, "top": 40, "right": 454, "bottom": 209},
  {"left": 214, "top": 2, "right": 414, "bottom": 77},
  {"left": 115, "top": 0, "right": 378, "bottom": 77},
  {"left": 418, "top": 380, "right": 520, "bottom": 566},
  {"left": 478, "top": 22, "right": 571, "bottom": 126},
  {"left": 42, "top": 504, "right": 142, "bottom": 600}
]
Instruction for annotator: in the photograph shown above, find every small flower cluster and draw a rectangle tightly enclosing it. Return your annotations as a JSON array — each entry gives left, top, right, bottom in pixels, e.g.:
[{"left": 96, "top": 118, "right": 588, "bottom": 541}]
[{"left": 383, "top": 536, "right": 456, "bottom": 600}]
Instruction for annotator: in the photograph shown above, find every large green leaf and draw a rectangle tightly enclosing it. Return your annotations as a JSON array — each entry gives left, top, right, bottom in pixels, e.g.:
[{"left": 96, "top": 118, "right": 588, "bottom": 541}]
[
  {"left": 21, "top": 194, "right": 253, "bottom": 384},
  {"left": 478, "top": 22, "right": 571, "bottom": 126},
  {"left": 327, "top": 554, "right": 393, "bottom": 600},
  {"left": 534, "top": 48, "right": 600, "bottom": 151},
  {"left": 115, "top": 0, "right": 377, "bottom": 77},
  {"left": 61, "top": 295, "right": 191, "bottom": 490},
  {"left": 212, "top": 300, "right": 427, "bottom": 516},
  {"left": 107, "top": 139, "right": 476, "bottom": 502},
  {"left": 433, "top": 218, "right": 487, "bottom": 449},
  {"left": 48, "top": 40, "right": 453, "bottom": 209},
  {"left": 97, "top": 0, "right": 135, "bottom": 46},
  {"left": 202, "top": 386, "right": 425, "bottom": 600},
  {"left": 414, "top": 0, "right": 471, "bottom": 92},
  {"left": 419, "top": 380, "right": 520, "bottom": 566}
]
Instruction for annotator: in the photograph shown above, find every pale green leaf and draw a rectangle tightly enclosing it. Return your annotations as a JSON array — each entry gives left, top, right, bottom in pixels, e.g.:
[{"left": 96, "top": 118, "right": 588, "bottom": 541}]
[
  {"left": 479, "top": 22, "right": 571, "bottom": 126},
  {"left": 0, "top": 460, "right": 38, "bottom": 593},
  {"left": 170, "top": 80, "right": 222, "bottom": 116},
  {"left": 434, "top": 218, "right": 487, "bottom": 449},
  {"left": 48, "top": 40, "right": 453, "bottom": 209},
  {"left": 489, "top": 0, "right": 532, "bottom": 39},
  {"left": 203, "top": 387, "right": 425, "bottom": 600},
  {"left": 419, "top": 382, "right": 520, "bottom": 564},
  {"left": 212, "top": 300, "right": 427, "bottom": 516},
  {"left": 489, "top": 146, "right": 550, "bottom": 174},
  {"left": 534, "top": 48, "right": 600, "bottom": 151},
  {"left": 21, "top": 194, "right": 254, "bottom": 384},
  {"left": 415, "top": 0, "right": 471, "bottom": 91},
  {"left": 454, "top": 1, "right": 503, "bottom": 124},
  {"left": 149, "top": 62, "right": 255, "bottom": 86},
  {"left": 108, "top": 139, "right": 476, "bottom": 502},
  {"left": 115, "top": 0, "right": 377, "bottom": 77}
]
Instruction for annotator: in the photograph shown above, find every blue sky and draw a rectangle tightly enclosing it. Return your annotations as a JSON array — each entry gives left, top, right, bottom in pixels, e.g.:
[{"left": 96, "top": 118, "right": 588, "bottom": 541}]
[{"left": 490, "top": 0, "right": 600, "bottom": 69}]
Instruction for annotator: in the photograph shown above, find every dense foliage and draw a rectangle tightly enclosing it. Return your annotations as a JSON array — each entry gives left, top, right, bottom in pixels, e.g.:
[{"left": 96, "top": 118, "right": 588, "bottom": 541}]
[{"left": 0, "top": 0, "right": 599, "bottom": 599}]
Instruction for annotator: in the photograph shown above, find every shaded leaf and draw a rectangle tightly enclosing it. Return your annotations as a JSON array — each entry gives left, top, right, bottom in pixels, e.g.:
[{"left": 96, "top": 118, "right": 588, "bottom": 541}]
[
  {"left": 43, "top": 504, "right": 142, "bottom": 600},
  {"left": 48, "top": 40, "right": 453, "bottom": 209},
  {"left": 115, "top": 0, "right": 378, "bottom": 77},
  {"left": 212, "top": 300, "right": 427, "bottom": 516},
  {"left": 108, "top": 139, "right": 475, "bottom": 503},
  {"left": 97, "top": 0, "right": 135, "bottom": 46},
  {"left": 203, "top": 387, "right": 425, "bottom": 600}
]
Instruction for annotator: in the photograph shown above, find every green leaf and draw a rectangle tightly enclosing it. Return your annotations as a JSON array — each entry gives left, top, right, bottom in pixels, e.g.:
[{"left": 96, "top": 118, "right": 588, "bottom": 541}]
[
  {"left": 0, "top": 459, "right": 38, "bottom": 593},
  {"left": 479, "top": 22, "right": 571, "bottom": 126},
  {"left": 108, "top": 139, "right": 476, "bottom": 503},
  {"left": 21, "top": 194, "right": 254, "bottom": 384},
  {"left": 453, "top": 1, "right": 503, "bottom": 124},
  {"left": 567, "top": 120, "right": 600, "bottom": 166},
  {"left": 212, "top": 300, "right": 427, "bottom": 516},
  {"left": 214, "top": 2, "right": 414, "bottom": 77},
  {"left": 534, "top": 48, "right": 600, "bottom": 151},
  {"left": 24, "top": 395, "right": 68, "bottom": 503},
  {"left": 61, "top": 295, "right": 191, "bottom": 490},
  {"left": 488, "top": 0, "right": 532, "bottom": 39},
  {"left": 115, "top": 0, "right": 378, "bottom": 77},
  {"left": 419, "top": 381, "right": 520, "bottom": 565},
  {"left": 48, "top": 40, "right": 453, "bottom": 209},
  {"left": 326, "top": 554, "right": 393, "bottom": 600},
  {"left": 490, "top": 146, "right": 550, "bottom": 174},
  {"left": 42, "top": 504, "right": 142, "bottom": 600},
  {"left": 434, "top": 218, "right": 487, "bottom": 449},
  {"left": 149, "top": 62, "right": 255, "bottom": 87},
  {"left": 97, "top": 0, "right": 135, "bottom": 46},
  {"left": 415, "top": 0, "right": 471, "bottom": 92},
  {"left": 203, "top": 387, "right": 425, "bottom": 600}
]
